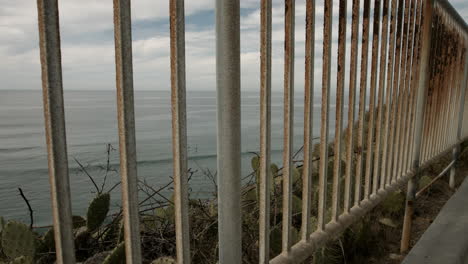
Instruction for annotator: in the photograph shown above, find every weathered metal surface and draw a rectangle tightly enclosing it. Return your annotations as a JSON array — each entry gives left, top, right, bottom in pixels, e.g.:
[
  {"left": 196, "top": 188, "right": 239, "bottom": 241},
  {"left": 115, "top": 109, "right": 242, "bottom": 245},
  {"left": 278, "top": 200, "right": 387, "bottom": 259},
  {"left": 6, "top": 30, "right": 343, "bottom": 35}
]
[
  {"left": 354, "top": 0, "right": 371, "bottom": 206},
  {"left": 393, "top": 0, "right": 411, "bottom": 181},
  {"left": 387, "top": 0, "right": 405, "bottom": 185},
  {"left": 36, "top": 1, "right": 76, "bottom": 263},
  {"left": 169, "top": 0, "right": 191, "bottom": 263},
  {"left": 112, "top": 0, "right": 142, "bottom": 262},
  {"left": 318, "top": 0, "right": 333, "bottom": 230},
  {"left": 215, "top": 0, "right": 242, "bottom": 263},
  {"left": 344, "top": 0, "right": 360, "bottom": 213},
  {"left": 373, "top": 0, "right": 390, "bottom": 193},
  {"left": 331, "top": 0, "right": 347, "bottom": 222},
  {"left": 400, "top": 0, "right": 417, "bottom": 175},
  {"left": 282, "top": 0, "right": 295, "bottom": 253},
  {"left": 259, "top": 0, "right": 272, "bottom": 261},
  {"left": 364, "top": 0, "right": 381, "bottom": 198},
  {"left": 406, "top": 0, "right": 423, "bottom": 171},
  {"left": 301, "top": 0, "right": 315, "bottom": 241},
  {"left": 381, "top": 0, "right": 399, "bottom": 188}
]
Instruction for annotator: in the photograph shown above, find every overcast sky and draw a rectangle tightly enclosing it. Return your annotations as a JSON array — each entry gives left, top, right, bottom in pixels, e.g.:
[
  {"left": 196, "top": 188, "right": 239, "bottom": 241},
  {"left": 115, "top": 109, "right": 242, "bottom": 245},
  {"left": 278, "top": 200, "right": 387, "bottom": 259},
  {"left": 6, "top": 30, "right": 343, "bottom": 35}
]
[{"left": 1, "top": 0, "right": 467, "bottom": 91}]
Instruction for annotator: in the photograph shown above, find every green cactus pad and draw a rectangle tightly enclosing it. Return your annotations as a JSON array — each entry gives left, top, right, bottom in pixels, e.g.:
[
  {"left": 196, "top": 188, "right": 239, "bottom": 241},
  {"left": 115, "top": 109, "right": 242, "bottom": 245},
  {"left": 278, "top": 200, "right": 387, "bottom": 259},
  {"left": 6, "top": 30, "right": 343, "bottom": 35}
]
[
  {"left": 292, "top": 194, "right": 302, "bottom": 215},
  {"left": 0, "top": 216, "right": 5, "bottom": 233},
  {"left": 251, "top": 156, "right": 260, "bottom": 171},
  {"left": 151, "top": 257, "right": 176, "bottom": 264},
  {"left": 74, "top": 226, "right": 90, "bottom": 249},
  {"left": 271, "top": 163, "right": 279, "bottom": 176},
  {"left": 102, "top": 242, "right": 125, "bottom": 264},
  {"left": 41, "top": 228, "right": 54, "bottom": 251},
  {"left": 72, "top": 215, "right": 86, "bottom": 229},
  {"left": 10, "top": 256, "right": 33, "bottom": 264},
  {"left": 1, "top": 221, "right": 35, "bottom": 259},
  {"left": 87, "top": 193, "right": 110, "bottom": 231}
]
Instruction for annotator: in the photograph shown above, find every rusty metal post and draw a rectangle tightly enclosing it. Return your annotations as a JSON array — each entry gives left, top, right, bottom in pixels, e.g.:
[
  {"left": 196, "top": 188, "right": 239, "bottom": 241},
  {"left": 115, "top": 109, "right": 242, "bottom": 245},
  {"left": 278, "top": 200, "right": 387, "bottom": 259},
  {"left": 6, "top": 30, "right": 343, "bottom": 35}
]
[
  {"left": 282, "top": 0, "right": 295, "bottom": 253},
  {"left": 259, "top": 0, "right": 272, "bottom": 262},
  {"left": 331, "top": 0, "right": 347, "bottom": 222},
  {"left": 113, "top": 0, "right": 142, "bottom": 262},
  {"left": 36, "top": 1, "right": 76, "bottom": 263},
  {"left": 354, "top": 0, "right": 371, "bottom": 206},
  {"left": 301, "top": 0, "right": 315, "bottom": 241},
  {"left": 450, "top": 41, "right": 468, "bottom": 189},
  {"left": 215, "top": 0, "right": 242, "bottom": 263},
  {"left": 449, "top": 146, "right": 459, "bottom": 189},
  {"left": 318, "top": 0, "right": 333, "bottom": 230},
  {"left": 400, "top": 0, "right": 434, "bottom": 254},
  {"left": 169, "top": 0, "right": 191, "bottom": 263},
  {"left": 344, "top": 0, "right": 360, "bottom": 213}
]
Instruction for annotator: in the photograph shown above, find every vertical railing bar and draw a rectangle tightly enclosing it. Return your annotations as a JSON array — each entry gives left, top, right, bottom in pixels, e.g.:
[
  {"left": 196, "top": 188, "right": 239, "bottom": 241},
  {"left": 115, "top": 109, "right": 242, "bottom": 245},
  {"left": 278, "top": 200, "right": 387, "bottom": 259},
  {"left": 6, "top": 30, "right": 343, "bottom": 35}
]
[
  {"left": 450, "top": 27, "right": 464, "bottom": 147},
  {"left": 373, "top": 0, "right": 390, "bottom": 194},
  {"left": 301, "top": 0, "right": 315, "bottom": 240},
  {"left": 413, "top": 0, "right": 434, "bottom": 168},
  {"left": 215, "top": 0, "right": 242, "bottom": 263},
  {"left": 421, "top": 12, "right": 440, "bottom": 163},
  {"left": 449, "top": 32, "right": 461, "bottom": 145},
  {"left": 331, "top": 0, "right": 347, "bottom": 222},
  {"left": 400, "top": 0, "right": 433, "bottom": 252},
  {"left": 387, "top": 0, "right": 405, "bottom": 184},
  {"left": 443, "top": 27, "right": 457, "bottom": 151},
  {"left": 259, "top": 0, "right": 272, "bottom": 261},
  {"left": 282, "top": 0, "right": 295, "bottom": 252},
  {"left": 354, "top": 0, "right": 371, "bottom": 206},
  {"left": 400, "top": 0, "right": 417, "bottom": 174},
  {"left": 436, "top": 14, "right": 450, "bottom": 153},
  {"left": 112, "top": 0, "right": 143, "bottom": 262},
  {"left": 442, "top": 19, "right": 452, "bottom": 150},
  {"left": 456, "top": 36, "right": 467, "bottom": 143},
  {"left": 344, "top": 0, "right": 361, "bottom": 212},
  {"left": 381, "top": 0, "right": 399, "bottom": 188},
  {"left": 430, "top": 12, "right": 445, "bottom": 158},
  {"left": 426, "top": 17, "right": 438, "bottom": 161},
  {"left": 393, "top": 0, "right": 411, "bottom": 180},
  {"left": 406, "top": 0, "right": 423, "bottom": 170},
  {"left": 318, "top": 0, "right": 332, "bottom": 229},
  {"left": 169, "top": 0, "right": 191, "bottom": 263},
  {"left": 36, "top": 1, "right": 76, "bottom": 263},
  {"left": 451, "top": 22, "right": 460, "bottom": 145},
  {"left": 364, "top": 0, "right": 381, "bottom": 198},
  {"left": 434, "top": 9, "right": 447, "bottom": 157},
  {"left": 456, "top": 42, "right": 468, "bottom": 143}
]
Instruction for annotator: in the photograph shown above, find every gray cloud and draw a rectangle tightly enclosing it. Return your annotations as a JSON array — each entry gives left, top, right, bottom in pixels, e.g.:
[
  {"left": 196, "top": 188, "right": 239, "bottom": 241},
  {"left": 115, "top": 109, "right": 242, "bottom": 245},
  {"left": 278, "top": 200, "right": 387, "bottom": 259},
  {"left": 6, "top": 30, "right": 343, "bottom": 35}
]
[{"left": 0, "top": 0, "right": 467, "bottom": 91}]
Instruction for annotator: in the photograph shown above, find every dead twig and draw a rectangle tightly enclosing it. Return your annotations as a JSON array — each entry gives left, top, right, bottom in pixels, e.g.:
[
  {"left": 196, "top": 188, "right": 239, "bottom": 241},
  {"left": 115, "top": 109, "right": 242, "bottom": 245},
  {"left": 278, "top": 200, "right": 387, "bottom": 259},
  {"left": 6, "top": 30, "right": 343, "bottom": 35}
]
[
  {"left": 74, "top": 157, "right": 100, "bottom": 194},
  {"left": 18, "top": 187, "right": 34, "bottom": 229}
]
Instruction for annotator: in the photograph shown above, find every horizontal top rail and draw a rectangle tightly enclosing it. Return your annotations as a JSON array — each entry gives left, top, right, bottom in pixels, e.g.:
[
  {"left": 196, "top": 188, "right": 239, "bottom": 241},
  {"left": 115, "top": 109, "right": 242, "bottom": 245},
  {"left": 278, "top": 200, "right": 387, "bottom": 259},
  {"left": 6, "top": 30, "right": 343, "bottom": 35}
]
[{"left": 435, "top": 0, "right": 468, "bottom": 35}]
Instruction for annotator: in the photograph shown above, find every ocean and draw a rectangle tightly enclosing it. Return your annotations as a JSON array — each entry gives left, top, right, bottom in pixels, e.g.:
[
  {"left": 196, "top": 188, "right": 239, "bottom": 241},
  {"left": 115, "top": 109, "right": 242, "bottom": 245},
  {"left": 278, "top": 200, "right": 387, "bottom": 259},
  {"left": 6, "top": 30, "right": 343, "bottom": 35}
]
[{"left": 0, "top": 90, "right": 340, "bottom": 227}]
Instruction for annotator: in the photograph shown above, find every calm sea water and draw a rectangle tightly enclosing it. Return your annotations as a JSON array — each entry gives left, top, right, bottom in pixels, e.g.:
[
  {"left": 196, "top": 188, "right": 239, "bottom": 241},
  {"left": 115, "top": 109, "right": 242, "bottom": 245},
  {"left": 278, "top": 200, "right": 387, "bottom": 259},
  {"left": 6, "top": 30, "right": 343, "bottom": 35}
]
[{"left": 0, "top": 90, "right": 341, "bottom": 226}]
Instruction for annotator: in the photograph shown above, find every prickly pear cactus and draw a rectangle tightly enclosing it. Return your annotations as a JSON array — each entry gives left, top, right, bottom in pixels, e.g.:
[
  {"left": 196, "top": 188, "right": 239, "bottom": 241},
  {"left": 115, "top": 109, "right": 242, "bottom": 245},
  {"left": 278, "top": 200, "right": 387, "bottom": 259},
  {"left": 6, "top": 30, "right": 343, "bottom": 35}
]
[
  {"left": 74, "top": 226, "right": 90, "bottom": 249},
  {"left": 102, "top": 242, "right": 125, "bottom": 264},
  {"left": 251, "top": 156, "right": 260, "bottom": 171},
  {"left": 72, "top": 215, "right": 86, "bottom": 229},
  {"left": 0, "top": 216, "right": 5, "bottom": 233},
  {"left": 10, "top": 256, "right": 33, "bottom": 264},
  {"left": 1, "top": 221, "right": 35, "bottom": 259},
  {"left": 87, "top": 193, "right": 110, "bottom": 231},
  {"left": 151, "top": 257, "right": 176, "bottom": 264},
  {"left": 39, "top": 228, "right": 54, "bottom": 253}
]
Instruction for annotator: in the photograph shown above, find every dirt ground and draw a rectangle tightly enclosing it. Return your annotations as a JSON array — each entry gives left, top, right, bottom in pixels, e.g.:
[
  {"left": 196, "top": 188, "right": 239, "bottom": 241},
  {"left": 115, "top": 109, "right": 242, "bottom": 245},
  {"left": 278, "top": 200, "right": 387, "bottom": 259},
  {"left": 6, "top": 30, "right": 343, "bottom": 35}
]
[{"left": 365, "top": 163, "right": 467, "bottom": 264}]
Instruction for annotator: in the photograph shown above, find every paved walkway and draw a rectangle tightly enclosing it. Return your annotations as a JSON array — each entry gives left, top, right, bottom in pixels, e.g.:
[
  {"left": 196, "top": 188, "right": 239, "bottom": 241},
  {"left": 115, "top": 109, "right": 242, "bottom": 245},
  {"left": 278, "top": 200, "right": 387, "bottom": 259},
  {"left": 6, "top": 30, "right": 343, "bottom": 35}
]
[{"left": 402, "top": 176, "right": 468, "bottom": 264}]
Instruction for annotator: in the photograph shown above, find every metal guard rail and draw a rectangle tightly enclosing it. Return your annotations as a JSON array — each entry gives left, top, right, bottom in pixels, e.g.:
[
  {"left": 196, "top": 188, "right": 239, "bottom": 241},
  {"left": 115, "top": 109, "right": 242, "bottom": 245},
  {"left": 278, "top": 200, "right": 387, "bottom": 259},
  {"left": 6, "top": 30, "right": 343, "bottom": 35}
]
[{"left": 34, "top": 0, "right": 468, "bottom": 263}]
